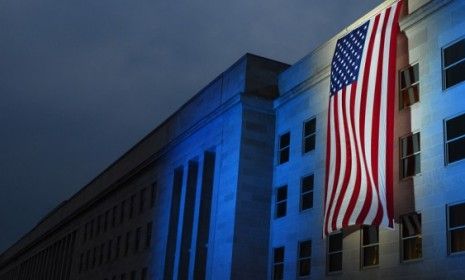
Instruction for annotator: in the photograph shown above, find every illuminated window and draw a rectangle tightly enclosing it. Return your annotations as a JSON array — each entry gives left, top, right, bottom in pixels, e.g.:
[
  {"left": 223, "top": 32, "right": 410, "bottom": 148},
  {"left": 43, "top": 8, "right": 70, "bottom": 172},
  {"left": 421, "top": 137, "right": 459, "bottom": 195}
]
[
  {"left": 400, "top": 213, "right": 422, "bottom": 261},
  {"left": 399, "top": 64, "right": 419, "bottom": 108},
  {"left": 300, "top": 175, "right": 314, "bottom": 211},
  {"left": 327, "top": 231, "right": 342, "bottom": 273},
  {"left": 445, "top": 113, "right": 465, "bottom": 164},
  {"left": 298, "top": 240, "right": 311, "bottom": 277},
  {"left": 303, "top": 118, "right": 316, "bottom": 153},
  {"left": 400, "top": 133, "right": 421, "bottom": 178},
  {"left": 272, "top": 246, "right": 284, "bottom": 280},
  {"left": 447, "top": 202, "right": 465, "bottom": 254},
  {"left": 275, "top": 186, "right": 287, "bottom": 218},
  {"left": 443, "top": 38, "right": 465, "bottom": 89},
  {"left": 278, "top": 132, "right": 290, "bottom": 164},
  {"left": 361, "top": 226, "right": 379, "bottom": 267}
]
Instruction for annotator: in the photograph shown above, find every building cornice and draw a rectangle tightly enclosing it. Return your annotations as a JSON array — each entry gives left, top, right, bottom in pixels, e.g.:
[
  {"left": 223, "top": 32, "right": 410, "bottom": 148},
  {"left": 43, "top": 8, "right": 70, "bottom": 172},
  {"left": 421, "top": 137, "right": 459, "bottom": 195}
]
[{"left": 400, "top": 0, "right": 452, "bottom": 32}]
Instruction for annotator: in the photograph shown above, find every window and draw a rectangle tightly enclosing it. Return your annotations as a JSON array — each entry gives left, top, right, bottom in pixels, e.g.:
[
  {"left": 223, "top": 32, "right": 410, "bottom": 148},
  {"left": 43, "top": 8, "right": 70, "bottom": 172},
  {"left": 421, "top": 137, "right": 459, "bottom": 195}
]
[
  {"left": 361, "top": 226, "right": 379, "bottom": 267},
  {"left": 112, "top": 206, "right": 117, "bottom": 227},
  {"left": 129, "top": 195, "right": 135, "bottom": 219},
  {"left": 96, "top": 215, "right": 102, "bottom": 236},
  {"left": 443, "top": 38, "right": 465, "bottom": 89},
  {"left": 120, "top": 200, "right": 125, "bottom": 224},
  {"left": 140, "top": 188, "right": 146, "bottom": 214},
  {"left": 120, "top": 273, "right": 126, "bottom": 280},
  {"left": 275, "top": 186, "right": 287, "bottom": 218},
  {"left": 130, "top": 270, "right": 136, "bottom": 280},
  {"left": 124, "top": 231, "right": 131, "bottom": 256},
  {"left": 278, "top": 132, "right": 290, "bottom": 164},
  {"left": 146, "top": 222, "right": 152, "bottom": 248},
  {"left": 141, "top": 267, "right": 148, "bottom": 280},
  {"left": 272, "top": 247, "right": 284, "bottom": 280},
  {"left": 92, "top": 247, "right": 97, "bottom": 268},
  {"left": 83, "top": 223, "right": 88, "bottom": 243},
  {"left": 298, "top": 240, "right": 311, "bottom": 277},
  {"left": 400, "top": 132, "right": 421, "bottom": 178},
  {"left": 400, "top": 213, "right": 422, "bottom": 261},
  {"left": 115, "top": 235, "right": 121, "bottom": 259},
  {"left": 99, "top": 243, "right": 104, "bottom": 265},
  {"left": 135, "top": 227, "right": 141, "bottom": 253},
  {"left": 445, "top": 113, "right": 465, "bottom": 164},
  {"left": 447, "top": 202, "right": 465, "bottom": 254},
  {"left": 107, "top": 239, "right": 112, "bottom": 262},
  {"left": 399, "top": 64, "right": 419, "bottom": 108},
  {"left": 104, "top": 210, "right": 109, "bottom": 232},
  {"left": 327, "top": 231, "right": 342, "bottom": 273},
  {"left": 89, "top": 219, "right": 94, "bottom": 239},
  {"left": 303, "top": 118, "right": 316, "bottom": 153},
  {"left": 79, "top": 253, "right": 83, "bottom": 273},
  {"left": 151, "top": 182, "right": 157, "bottom": 208},
  {"left": 300, "top": 175, "right": 314, "bottom": 211}
]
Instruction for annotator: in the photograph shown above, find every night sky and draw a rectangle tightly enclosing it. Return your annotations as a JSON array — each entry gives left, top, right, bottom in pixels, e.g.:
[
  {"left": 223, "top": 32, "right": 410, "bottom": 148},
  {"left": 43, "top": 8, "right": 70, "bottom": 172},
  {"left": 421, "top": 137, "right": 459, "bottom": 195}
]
[{"left": 0, "top": 0, "right": 381, "bottom": 253}]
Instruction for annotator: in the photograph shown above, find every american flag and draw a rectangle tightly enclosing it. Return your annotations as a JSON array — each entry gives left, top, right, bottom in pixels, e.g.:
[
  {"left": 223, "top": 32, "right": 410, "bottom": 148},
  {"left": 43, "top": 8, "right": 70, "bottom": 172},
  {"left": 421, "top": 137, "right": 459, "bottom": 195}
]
[{"left": 323, "top": 1, "right": 403, "bottom": 236}]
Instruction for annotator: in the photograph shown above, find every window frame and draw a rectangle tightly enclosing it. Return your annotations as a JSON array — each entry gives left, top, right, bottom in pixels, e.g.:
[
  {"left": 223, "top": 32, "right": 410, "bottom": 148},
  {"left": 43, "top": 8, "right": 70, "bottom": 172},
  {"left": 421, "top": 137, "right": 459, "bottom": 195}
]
[
  {"left": 278, "top": 131, "right": 291, "bottom": 165},
  {"left": 400, "top": 212, "right": 422, "bottom": 262},
  {"left": 274, "top": 186, "right": 287, "bottom": 219},
  {"left": 442, "top": 37, "right": 465, "bottom": 90},
  {"left": 399, "top": 132, "right": 421, "bottom": 179},
  {"left": 297, "top": 239, "right": 312, "bottom": 278},
  {"left": 447, "top": 201, "right": 465, "bottom": 255},
  {"left": 302, "top": 117, "right": 317, "bottom": 154},
  {"left": 444, "top": 112, "right": 465, "bottom": 165},
  {"left": 360, "top": 226, "right": 379, "bottom": 269},
  {"left": 300, "top": 174, "right": 314, "bottom": 212},
  {"left": 399, "top": 63, "right": 420, "bottom": 109},
  {"left": 272, "top": 246, "right": 285, "bottom": 280},
  {"left": 327, "top": 230, "right": 343, "bottom": 274}
]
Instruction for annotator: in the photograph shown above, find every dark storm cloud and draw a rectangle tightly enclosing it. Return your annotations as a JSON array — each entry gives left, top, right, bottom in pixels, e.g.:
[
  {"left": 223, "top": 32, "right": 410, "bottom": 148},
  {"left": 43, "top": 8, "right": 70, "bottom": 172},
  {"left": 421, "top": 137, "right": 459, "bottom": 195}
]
[{"left": 0, "top": 0, "right": 381, "bottom": 252}]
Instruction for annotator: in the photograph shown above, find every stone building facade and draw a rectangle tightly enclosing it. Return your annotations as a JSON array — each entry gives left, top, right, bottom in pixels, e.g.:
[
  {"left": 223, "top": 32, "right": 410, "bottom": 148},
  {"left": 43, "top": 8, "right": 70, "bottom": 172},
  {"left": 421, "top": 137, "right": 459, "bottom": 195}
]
[{"left": 1, "top": 0, "right": 465, "bottom": 279}]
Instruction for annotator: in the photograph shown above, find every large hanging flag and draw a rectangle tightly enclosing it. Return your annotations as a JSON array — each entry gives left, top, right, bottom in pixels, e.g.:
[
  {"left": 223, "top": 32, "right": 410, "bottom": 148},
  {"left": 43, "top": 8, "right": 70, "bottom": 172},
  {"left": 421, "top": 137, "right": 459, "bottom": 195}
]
[{"left": 323, "top": 1, "right": 403, "bottom": 236}]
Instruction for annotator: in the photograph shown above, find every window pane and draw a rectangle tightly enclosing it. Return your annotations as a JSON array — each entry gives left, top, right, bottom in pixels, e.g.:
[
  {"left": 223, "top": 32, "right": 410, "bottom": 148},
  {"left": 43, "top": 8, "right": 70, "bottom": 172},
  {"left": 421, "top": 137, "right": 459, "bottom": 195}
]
[
  {"left": 328, "top": 232, "right": 342, "bottom": 252},
  {"left": 363, "top": 226, "right": 378, "bottom": 245},
  {"left": 274, "top": 247, "right": 284, "bottom": 262},
  {"left": 448, "top": 138, "right": 465, "bottom": 163},
  {"left": 304, "top": 135, "right": 316, "bottom": 153},
  {"left": 279, "top": 148, "right": 289, "bottom": 164},
  {"left": 328, "top": 252, "right": 342, "bottom": 272},
  {"left": 302, "top": 175, "right": 314, "bottom": 192},
  {"left": 400, "top": 64, "right": 419, "bottom": 89},
  {"left": 401, "top": 133, "right": 420, "bottom": 157},
  {"left": 402, "top": 154, "right": 421, "bottom": 178},
  {"left": 273, "top": 264, "right": 284, "bottom": 280},
  {"left": 446, "top": 114, "right": 465, "bottom": 140},
  {"left": 401, "top": 84, "right": 419, "bottom": 108},
  {"left": 277, "top": 187, "right": 287, "bottom": 201},
  {"left": 304, "top": 119, "right": 316, "bottom": 136},
  {"left": 449, "top": 203, "right": 465, "bottom": 228},
  {"left": 403, "top": 237, "right": 422, "bottom": 260},
  {"left": 444, "top": 39, "right": 465, "bottom": 67},
  {"left": 298, "top": 259, "right": 311, "bottom": 277},
  {"left": 301, "top": 193, "right": 313, "bottom": 210},
  {"left": 362, "top": 246, "right": 379, "bottom": 267},
  {"left": 276, "top": 202, "right": 286, "bottom": 218},
  {"left": 280, "top": 133, "right": 290, "bottom": 148},
  {"left": 299, "top": 240, "right": 312, "bottom": 258},
  {"left": 445, "top": 61, "right": 465, "bottom": 88},
  {"left": 401, "top": 214, "right": 421, "bottom": 237},
  {"left": 451, "top": 228, "right": 465, "bottom": 253}
]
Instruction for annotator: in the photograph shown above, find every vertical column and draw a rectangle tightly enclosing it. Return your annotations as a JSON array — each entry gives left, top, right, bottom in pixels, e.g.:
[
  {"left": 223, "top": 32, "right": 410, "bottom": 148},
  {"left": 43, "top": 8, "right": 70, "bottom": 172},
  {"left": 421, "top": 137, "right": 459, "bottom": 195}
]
[
  {"left": 193, "top": 151, "right": 216, "bottom": 280},
  {"left": 163, "top": 167, "right": 184, "bottom": 280}
]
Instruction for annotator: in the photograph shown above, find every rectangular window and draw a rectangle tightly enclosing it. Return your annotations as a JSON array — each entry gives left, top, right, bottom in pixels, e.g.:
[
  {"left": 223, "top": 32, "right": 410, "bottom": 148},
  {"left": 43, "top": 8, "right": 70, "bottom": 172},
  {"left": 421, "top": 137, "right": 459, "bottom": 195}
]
[
  {"left": 275, "top": 186, "right": 287, "bottom": 218},
  {"left": 445, "top": 113, "right": 465, "bottom": 164},
  {"left": 300, "top": 175, "right": 314, "bottom": 211},
  {"left": 89, "top": 219, "right": 94, "bottom": 239},
  {"left": 115, "top": 235, "right": 121, "bottom": 259},
  {"left": 327, "top": 231, "right": 343, "bottom": 273},
  {"left": 83, "top": 223, "right": 88, "bottom": 243},
  {"left": 135, "top": 227, "right": 141, "bottom": 253},
  {"left": 96, "top": 215, "right": 102, "bottom": 236},
  {"left": 400, "top": 132, "right": 421, "bottom": 178},
  {"left": 107, "top": 239, "right": 112, "bottom": 262},
  {"left": 298, "top": 240, "right": 311, "bottom": 277},
  {"left": 443, "top": 38, "right": 465, "bottom": 89},
  {"left": 151, "top": 182, "right": 157, "bottom": 208},
  {"left": 104, "top": 210, "right": 109, "bottom": 232},
  {"left": 401, "top": 213, "right": 422, "bottom": 261},
  {"left": 99, "top": 243, "right": 104, "bottom": 265},
  {"left": 278, "top": 132, "right": 290, "bottom": 164},
  {"left": 399, "top": 64, "right": 419, "bottom": 108},
  {"left": 303, "top": 118, "right": 316, "bottom": 153},
  {"left": 141, "top": 267, "right": 148, "bottom": 280},
  {"left": 85, "top": 249, "right": 90, "bottom": 270},
  {"left": 79, "top": 253, "right": 83, "bottom": 273},
  {"left": 92, "top": 246, "right": 97, "bottom": 268},
  {"left": 272, "top": 247, "right": 284, "bottom": 280},
  {"left": 448, "top": 202, "right": 465, "bottom": 254},
  {"left": 129, "top": 195, "right": 135, "bottom": 219},
  {"left": 140, "top": 188, "right": 146, "bottom": 214},
  {"left": 130, "top": 271, "right": 136, "bottom": 280},
  {"left": 124, "top": 231, "right": 131, "bottom": 256},
  {"left": 112, "top": 206, "right": 117, "bottom": 227},
  {"left": 146, "top": 222, "right": 152, "bottom": 248},
  {"left": 120, "top": 200, "right": 125, "bottom": 224},
  {"left": 361, "top": 226, "right": 379, "bottom": 267}
]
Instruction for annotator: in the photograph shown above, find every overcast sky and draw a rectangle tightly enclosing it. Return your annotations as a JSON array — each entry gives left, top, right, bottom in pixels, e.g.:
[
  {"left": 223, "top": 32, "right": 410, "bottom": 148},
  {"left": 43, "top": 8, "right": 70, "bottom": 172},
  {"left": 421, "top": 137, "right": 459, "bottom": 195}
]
[{"left": 0, "top": 0, "right": 381, "bottom": 253}]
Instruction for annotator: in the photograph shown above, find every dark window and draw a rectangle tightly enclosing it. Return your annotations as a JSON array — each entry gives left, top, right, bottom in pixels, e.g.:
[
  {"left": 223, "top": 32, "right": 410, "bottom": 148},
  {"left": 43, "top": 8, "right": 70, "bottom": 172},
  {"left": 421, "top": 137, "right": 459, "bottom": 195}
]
[
  {"left": 129, "top": 195, "right": 135, "bottom": 219},
  {"left": 448, "top": 203, "right": 465, "bottom": 254},
  {"left": 79, "top": 253, "right": 83, "bottom": 273},
  {"left": 278, "top": 132, "right": 290, "bottom": 164},
  {"left": 146, "top": 222, "right": 152, "bottom": 248},
  {"left": 361, "top": 226, "right": 379, "bottom": 267},
  {"left": 135, "top": 227, "right": 141, "bottom": 253},
  {"left": 141, "top": 267, "right": 148, "bottom": 280},
  {"left": 124, "top": 231, "right": 131, "bottom": 256},
  {"left": 85, "top": 249, "right": 90, "bottom": 270},
  {"left": 445, "top": 113, "right": 465, "bottom": 164},
  {"left": 120, "top": 273, "right": 126, "bottom": 280},
  {"left": 399, "top": 64, "right": 419, "bottom": 108},
  {"left": 300, "top": 175, "right": 314, "bottom": 211},
  {"left": 298, "top": 240, "right": 311, "bottom": 277},
  {"left": 104, "top": 210, "right": 109, "bottom": 232},
  {"left": 275, "top": 186, "right": 287, "bottom": 218},
  {"left": 89, "top": 219, "right": 94, "bottom": 239},
  {"left": 112, "top": 206, "right": 117, "bottom": 227},
  {"left": 400, "top": 133, "right": 421, "bottom": 178},
  {"left": 99, "top": 243, "right": 104, "bottom": 265},
  {"left": 96, "top": 215, "right": 102, "bottom": 236},
  {"left": 82, "top": 223, "right": 88, "bottom": 244},
  {"left": 327, "top": 231, "right": 342, "bottom": 273},
  {"left": 443, "top": 38, "right": 465, "bottom": 89},
  {"left": 303, "top": 118, "right": 316, "bottom": 153},
  {"left": 273, "top": 247, "right": 284, "bottom": 280},
  {"left": 401, "top": 213, "right": 422, "bottom": 261},
  {"left": 107, "top": 239, "right": 112, "bottom": 262},
  {"left": 92, "top": 246, "right": 97, "bottom": 268},
  {"left": 151, "top": 182, "right": 157, "bottom": 208},
  {"left": 140, "top": 188, "right": 146, "bottom": 214},
  {"left": 120, "top": 200, "right": 125, "bottom": 224},
  {"left": 130, "top": 270, "right": 136, "bottom": 280},
  {"left": 115, "top": 235, "right": 121, "bottom": 259}
]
